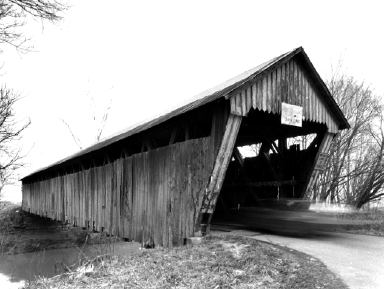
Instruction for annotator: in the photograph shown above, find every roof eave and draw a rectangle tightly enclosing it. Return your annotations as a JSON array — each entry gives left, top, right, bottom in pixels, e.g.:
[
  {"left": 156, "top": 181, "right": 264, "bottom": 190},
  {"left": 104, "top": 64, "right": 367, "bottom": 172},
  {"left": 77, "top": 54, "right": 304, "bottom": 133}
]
[
  {"left": 296, "top": 49, "right": 350, "bottom": 130},
  {"left": 21, "top": 47, "right": 350, "bottom": 181}
]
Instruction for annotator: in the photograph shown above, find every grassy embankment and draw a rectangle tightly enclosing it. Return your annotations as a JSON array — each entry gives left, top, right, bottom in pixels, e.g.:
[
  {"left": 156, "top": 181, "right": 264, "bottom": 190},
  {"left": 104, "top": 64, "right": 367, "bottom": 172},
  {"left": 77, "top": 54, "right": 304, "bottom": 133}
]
[
  {"left": 333, "top": 209, "right": 384, "bottom": 236},
  {"left": 0, "top": 202, "right": 348, "bottom": 288},
  {"left": 25, "top": 234, "right": 347, "bottom": 289},
  {"left": 4, "top": 202, "right": 382, "bottom": 288},
  {"left": 0, "top": 202, "right": 98, "bottom": 256}
]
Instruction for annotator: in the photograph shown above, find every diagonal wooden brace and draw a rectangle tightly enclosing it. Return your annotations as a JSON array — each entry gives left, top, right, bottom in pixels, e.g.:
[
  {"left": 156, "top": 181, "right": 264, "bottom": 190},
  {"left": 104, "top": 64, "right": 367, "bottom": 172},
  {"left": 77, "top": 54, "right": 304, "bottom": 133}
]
[{"left": 195, "top": 114, "right": 242, "bottom": 234}]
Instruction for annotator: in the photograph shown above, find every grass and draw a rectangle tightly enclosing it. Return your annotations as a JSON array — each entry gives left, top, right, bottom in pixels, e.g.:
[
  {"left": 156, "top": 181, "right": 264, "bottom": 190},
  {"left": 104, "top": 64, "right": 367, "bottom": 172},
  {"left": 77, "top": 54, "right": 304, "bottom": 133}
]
[
  {"left": 0, "top": 202, "right": 115, "bottom": 256},
  {"left": 24, "top": 235, "right": 347, "bottom": 289},
  {"left": 7, "top": 202, "right": 382, "bottom": 288},
  {"left": 333, "top": 209, "right": 384, "bottom": 236}
]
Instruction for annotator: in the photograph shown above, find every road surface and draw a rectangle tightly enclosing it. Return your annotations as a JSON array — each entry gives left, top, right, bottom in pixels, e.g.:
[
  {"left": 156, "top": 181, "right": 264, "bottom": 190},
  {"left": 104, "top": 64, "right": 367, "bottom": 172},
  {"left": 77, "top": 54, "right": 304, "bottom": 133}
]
[{"left": 212, "top": 226, "right": 384, "bottom": 289}]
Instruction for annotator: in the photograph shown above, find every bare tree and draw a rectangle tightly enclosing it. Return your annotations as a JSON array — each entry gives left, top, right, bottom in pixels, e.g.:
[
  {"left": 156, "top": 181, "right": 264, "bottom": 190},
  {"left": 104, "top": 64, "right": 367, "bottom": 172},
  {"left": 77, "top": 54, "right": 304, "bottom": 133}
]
[
  {"left": 91, "top": 94, "right": 112, "bottom": 143},
  {"left": 0, "top": 1, "right": 68, "bottom": 200},
  {"left": 0, "top": 87, "right": 30, "bottom": 197},
  {"left": 352, "top": 115, "right": 384, "bottom": 208},
  {"left": 0, "top": 0, "right": 68, "bottom": 53},
  {"left": 61, "top": 87, "right": 113, "bottom": 150},
  {"left": 312, "top": 64, "right": 384, "bottom": 209},
  {"left": 60, "top": 118, "right": 82, "bottom": 150}
]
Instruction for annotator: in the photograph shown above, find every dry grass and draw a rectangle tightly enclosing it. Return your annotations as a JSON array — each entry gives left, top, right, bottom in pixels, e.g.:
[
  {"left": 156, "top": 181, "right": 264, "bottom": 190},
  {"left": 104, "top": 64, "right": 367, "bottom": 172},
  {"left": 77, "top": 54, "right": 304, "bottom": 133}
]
[
  {"left": 0, "top": 203, "right": 114, "bottom": 256},
  {"left": 0, "top": 203, "right": 350, "bottom": 288},
  {"left": 333, "top": 210, "right": 384, "bottom": 236},
  {"left": 25, "top": 235, "right": 346, "bottom": 289}
]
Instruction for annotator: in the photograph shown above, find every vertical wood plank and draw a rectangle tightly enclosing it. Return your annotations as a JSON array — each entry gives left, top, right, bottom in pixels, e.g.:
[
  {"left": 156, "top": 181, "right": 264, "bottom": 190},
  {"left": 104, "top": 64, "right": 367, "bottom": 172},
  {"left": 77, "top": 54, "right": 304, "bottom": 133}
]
[
  {"left": 256, "top": 78, "right": 262, "bottom": 110},
  {"left": 123, "top": 157, "right": 133, "bottom": 239},
  {"left": 280, "top": 62, "right": 286, "bottom": 104},
  {"left": 116, "top": 159, "right": 122, "bottom": 238},
  {"left": 251, "top": 82, "right": 257, "bottom": 110},
  {"left": 309, "top": 86, "right": 315, "bottom": 121},
  {"left": 105, "top": 163, "right": 111, "bottom": 234},
  {"left": 246, "top": 86, "right": 252, "bottom": 113},
  {"left": 276, "top": 66, "right": 281, "bottom": 114},
  {"left": 304, "top": 72, "right": 309, "bottom": 120},
  {"left": 97, "top": 166, "right": 102, "bottom": 231},
  {"left": 262, "top": 75, "right": 267, "bottom": 111},
  {"left": 131, "top": 155, "right": 137, "bottom": 241},
  {"left": 271, "top": 70, "right": 276, "bottom": 113},
  {"left": 91, "top": 168, "right": 96, "bottom": 230},
  {"left": 268, "top": 72, "right": 273, "bottom": 112},
  {"left": 240, "top": 91, "right": 246, "bottom": 115},
  {"left": 163, "top": 146, "right": 170, "bottom": 247},
  {"left": 86, "top": 169, "right": 91, "bottom": 230},
  {"left": 293, "top": 59, "right": 298, "bottom": 106}
]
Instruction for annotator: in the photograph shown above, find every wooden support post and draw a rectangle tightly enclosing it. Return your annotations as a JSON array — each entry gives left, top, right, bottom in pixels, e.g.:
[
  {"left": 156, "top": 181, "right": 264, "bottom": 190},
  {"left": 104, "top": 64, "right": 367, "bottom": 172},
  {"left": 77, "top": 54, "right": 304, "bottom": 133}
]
[
  {"left": 120, "top": 149, "right": 125, "bottom": 159},
  {"left": 278, "top": 137, "right": 287, "bottom": 153},
  {"left": 103, "top": 155, "right": 111, "bottom": 165},
  {"left": 195, "top": 114, "right": 242, "bottom": 235},
  {"left": 185, "top": 124, "right": 190, "bottom": 141},
  {"left": 169, "top": 127, "right": 178, "bottom": 145},
  {"left": 150, "top": 139, "right": 157, "bottom": 150},
  {"left": 233, "top": 148, "right": 244, "bottom": 169},
  {"left": 260, "top": 130, "right": 283, "bottom": 160},
  {"left": 233, "top": 147, "right": 264, "bottom": 206},
  {"left": 302, "top": 132, "right": 334, "bottom": 199},
  {"left": 217, "top": 194, "right": 229, "bottom": 218},
  {"left": 122, "top": 148, "right": 132, "bottom": 158},
  {"left": 141, "top": 139, "right": 155, "bottom": 152},
  {"left": 261, "top": 151, "right": 278, "bottom": 180},
  {"left": 211, "top": 102, "right": 230, "bottom": 158}
]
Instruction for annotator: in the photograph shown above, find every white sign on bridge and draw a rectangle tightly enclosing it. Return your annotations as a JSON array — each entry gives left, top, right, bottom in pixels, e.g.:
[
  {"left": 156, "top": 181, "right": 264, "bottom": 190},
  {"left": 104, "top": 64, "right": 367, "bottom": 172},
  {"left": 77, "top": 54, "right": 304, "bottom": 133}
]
[{"left": 281, "top": 102, "right": 303, "bottom": 127}]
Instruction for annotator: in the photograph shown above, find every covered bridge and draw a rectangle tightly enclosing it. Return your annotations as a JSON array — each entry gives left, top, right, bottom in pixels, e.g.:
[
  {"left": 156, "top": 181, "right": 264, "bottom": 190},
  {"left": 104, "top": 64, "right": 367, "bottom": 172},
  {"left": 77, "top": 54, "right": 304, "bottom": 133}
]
[{"left": 21, "top": 47, "right": 349, "bottom": 247}]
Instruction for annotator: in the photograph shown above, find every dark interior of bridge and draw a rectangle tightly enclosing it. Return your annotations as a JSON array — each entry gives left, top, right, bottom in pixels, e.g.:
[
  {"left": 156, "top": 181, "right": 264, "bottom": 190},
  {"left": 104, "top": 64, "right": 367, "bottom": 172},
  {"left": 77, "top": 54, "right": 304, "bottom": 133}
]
[{"left": 213, "top": 108, "right": 328, "bottom": 222}]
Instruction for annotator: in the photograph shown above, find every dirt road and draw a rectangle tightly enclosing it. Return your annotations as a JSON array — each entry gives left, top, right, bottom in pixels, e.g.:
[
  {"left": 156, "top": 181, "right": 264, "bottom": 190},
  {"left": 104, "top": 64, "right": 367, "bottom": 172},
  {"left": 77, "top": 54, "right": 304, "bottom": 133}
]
[{"left": 212, "top": 227, "right": 384, "bottom": 289}]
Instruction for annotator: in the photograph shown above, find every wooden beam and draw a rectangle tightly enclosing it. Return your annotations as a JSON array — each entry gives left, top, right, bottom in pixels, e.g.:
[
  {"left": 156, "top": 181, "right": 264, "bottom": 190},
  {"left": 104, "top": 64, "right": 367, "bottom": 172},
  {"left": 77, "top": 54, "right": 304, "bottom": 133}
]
[
  {"left": 233, "top": 148, "right": 245, "bottom": 169},
  {"left": 141, "top": 139, "right": 156, "bottom": 152},
  {"left": 218, "top": 194, "right": 229, "bottom": 218},
  {"left": 185, "top": 124, "right": 190, "bottom": 141},
  {"left": 121, "top": 148, "right": 132, "bottom": 158},
  {"left": 149, "top": 139, "right": 157, "bottom": 150},
  {"left": 103, "top": 155, "right": 111, "bottom": 165},
  {"left": 195, "top": 114, "right": 242, "bottom": 234},
  {"left": 261, "top": 151, "right": 278, "bottom": 180},
  {"left": 232, "top": 147, "right": 264, "bottom": 206},
  {"left": 223, "top": 179, "right": 303, "bottom": 188},
  {"left": 211, "top": 102, "right": 230, "bottom": 158},
  {"left": 260, "top": 130, "right": 282, "bottom": 158},
  {"left": 302, "top": 132, "right": 334, "bottom": 198},
  {"left": 278, "top": 137, "right": 287, "bottom": 153},
  {"left": 169, "top": 127, "right": 178, "bottom": 145}
]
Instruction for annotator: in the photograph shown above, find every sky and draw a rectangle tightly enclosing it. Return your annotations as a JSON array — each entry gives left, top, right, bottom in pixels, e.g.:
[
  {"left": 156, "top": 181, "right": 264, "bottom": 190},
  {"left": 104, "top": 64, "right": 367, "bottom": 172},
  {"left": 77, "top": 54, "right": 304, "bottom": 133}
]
[{"left": 2, "top": 0, "right": 384, "bottom": 202}]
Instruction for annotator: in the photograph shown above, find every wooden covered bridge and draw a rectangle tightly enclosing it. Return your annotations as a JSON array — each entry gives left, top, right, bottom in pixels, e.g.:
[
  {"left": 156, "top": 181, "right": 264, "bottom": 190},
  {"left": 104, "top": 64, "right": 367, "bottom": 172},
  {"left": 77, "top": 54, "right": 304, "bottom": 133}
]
[{"left": 21, "top": 47, "right": 349, "bottom": 247}]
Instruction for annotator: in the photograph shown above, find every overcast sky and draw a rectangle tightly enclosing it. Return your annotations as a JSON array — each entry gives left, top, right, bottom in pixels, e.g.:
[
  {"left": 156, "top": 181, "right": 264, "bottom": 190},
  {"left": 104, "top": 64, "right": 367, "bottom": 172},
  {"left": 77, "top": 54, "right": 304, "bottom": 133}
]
[{"left": 2, "top": 0, "right": 383, "bottom": 201}]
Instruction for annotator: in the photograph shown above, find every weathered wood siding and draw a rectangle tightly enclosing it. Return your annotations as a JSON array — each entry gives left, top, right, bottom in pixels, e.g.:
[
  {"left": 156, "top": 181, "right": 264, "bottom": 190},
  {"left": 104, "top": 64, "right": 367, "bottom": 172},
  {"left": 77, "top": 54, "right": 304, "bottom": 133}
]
[
  {"left": 229, "top": 58, "right": 339, "bottom": 133},
  {"left": 22, "top": 137, "right": 214, "bottom": 247}
]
